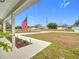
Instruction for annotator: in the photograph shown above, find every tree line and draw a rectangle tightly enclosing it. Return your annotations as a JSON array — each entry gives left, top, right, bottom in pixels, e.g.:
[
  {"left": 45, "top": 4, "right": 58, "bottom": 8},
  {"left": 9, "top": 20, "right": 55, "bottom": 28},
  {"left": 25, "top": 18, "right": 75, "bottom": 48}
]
[{"left": 47, "top": 18, "right": 79, "bottom": 29}]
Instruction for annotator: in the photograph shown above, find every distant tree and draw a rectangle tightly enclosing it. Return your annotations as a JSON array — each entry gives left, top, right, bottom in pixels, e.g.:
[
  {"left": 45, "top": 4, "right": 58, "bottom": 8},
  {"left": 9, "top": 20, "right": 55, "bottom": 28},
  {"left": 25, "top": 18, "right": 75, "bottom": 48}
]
[
  {"left": 47, "top": 23, "right": 58, "bottom": 29},
  {"left": 74, "top": 18, "right": 79, "bottom": 26}
]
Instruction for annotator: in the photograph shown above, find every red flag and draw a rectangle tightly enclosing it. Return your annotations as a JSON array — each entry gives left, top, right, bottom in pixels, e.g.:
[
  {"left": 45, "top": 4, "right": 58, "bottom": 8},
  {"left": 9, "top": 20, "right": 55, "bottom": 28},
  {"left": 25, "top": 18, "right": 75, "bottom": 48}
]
[{"left": 21, "top": 17, "right": 28, "bottom": 31}]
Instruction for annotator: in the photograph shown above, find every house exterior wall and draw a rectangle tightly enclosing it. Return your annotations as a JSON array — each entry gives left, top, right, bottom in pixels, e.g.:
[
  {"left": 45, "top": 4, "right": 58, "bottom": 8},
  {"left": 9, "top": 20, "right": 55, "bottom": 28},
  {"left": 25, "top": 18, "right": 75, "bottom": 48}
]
[
  {"left": 72, "top": 27, "right": 79, "bottom": 32},
  {"left": 57, "top": 27, "right": 67, "bottom": 30}
]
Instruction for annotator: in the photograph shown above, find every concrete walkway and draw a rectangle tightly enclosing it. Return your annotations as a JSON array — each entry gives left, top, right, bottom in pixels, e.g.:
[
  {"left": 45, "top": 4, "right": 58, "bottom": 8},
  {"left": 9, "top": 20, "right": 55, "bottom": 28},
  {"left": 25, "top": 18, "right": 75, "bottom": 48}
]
[
  {"left": 16, "top": 35, "right": 51, "bottom": 58},
  {"left": 0, "top": 34, "right": 51, "bottom": 59}
]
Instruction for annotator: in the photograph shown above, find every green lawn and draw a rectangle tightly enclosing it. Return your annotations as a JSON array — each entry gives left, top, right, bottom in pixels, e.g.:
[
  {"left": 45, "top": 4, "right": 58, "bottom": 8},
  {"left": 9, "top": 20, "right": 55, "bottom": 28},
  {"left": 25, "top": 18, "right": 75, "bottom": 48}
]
[{"left": 25, "top": 32, "right": 79, "bottom": 59}]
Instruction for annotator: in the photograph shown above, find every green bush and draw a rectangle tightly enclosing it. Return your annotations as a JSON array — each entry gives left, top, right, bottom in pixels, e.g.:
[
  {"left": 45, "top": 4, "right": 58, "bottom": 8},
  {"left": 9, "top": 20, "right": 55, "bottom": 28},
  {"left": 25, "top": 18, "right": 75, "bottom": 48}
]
[
  {"left": 0, "top": 31, "right": 12, "bottom": 38},
  {"left": 0, "top": 41, "right": 12, "bottom": 52},
  {"left": 0, "top": 31, "right": 5, "bottom": 38},
  {"left": 0, "top": 31, "right": 12, "bottom": 52},
  {"left": 47, "top": 23, "right": 58, "bottom": 29},
  {"left": 65, "top": 29, "right": 74, "bottom": 32}
]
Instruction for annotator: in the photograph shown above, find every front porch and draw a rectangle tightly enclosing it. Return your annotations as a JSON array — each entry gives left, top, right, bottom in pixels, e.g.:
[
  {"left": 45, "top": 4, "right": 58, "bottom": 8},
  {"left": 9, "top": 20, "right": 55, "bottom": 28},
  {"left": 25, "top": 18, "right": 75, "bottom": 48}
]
[
  {"left": 0, "top": 0, "right": 38, "bottom": 50},
  {"left": 0, "top": 0, "right": 52, "bottom": 59}
]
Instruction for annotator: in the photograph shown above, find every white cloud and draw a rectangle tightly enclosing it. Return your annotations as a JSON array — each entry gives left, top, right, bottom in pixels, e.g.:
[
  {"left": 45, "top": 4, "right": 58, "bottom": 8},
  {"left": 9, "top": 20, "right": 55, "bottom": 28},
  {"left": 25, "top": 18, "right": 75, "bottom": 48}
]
[
  {"left": 59, "top": 0, "right": 70, "bottom": 8},
  {"left": 60, "top": 3, "right": 64, "bottom": 8},
  {"left": 63, "top": 0, "right": 68, "bottom": 2},
  {"left": 64, "top": 1, "right": 70, "bottom": 8}
]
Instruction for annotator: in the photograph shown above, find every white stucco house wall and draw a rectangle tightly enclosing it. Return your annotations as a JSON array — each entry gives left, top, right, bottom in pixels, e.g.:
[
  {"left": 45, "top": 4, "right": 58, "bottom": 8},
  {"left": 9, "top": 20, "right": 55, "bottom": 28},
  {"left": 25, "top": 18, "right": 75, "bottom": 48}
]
[
  {"left": 72, "top": 26, "right": 79, "bottom": 32},
  {"left": 57, "top": 26, "right": 68, "bottom": 30}
]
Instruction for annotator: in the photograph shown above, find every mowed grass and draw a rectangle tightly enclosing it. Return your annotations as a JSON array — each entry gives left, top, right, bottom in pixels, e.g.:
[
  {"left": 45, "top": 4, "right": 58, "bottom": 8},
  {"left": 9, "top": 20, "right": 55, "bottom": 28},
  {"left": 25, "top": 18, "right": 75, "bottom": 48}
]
[{"left": 26, "top": 32, "right": 79, "bottom": 59}]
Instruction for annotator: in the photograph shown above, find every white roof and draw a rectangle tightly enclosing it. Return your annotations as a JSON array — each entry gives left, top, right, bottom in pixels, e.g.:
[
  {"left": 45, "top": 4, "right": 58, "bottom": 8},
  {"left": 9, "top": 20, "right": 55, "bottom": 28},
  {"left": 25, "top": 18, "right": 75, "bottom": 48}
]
[{"left": 0, "top": 0, "right": 38, "bottom": 20}]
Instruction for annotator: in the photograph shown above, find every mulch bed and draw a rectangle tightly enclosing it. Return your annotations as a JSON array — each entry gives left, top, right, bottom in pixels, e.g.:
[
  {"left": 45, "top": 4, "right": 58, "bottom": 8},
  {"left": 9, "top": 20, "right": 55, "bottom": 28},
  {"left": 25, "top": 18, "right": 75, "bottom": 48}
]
[{"left": 6, "top": 37, "right": 32, "bottom": 48}]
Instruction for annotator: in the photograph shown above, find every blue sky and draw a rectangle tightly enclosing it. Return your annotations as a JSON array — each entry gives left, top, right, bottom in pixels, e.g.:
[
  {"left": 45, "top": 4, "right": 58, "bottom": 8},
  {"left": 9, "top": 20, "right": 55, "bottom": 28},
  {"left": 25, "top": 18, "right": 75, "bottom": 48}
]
[{"left": 15, "top": 0, "right": 79, "bottom": 26}]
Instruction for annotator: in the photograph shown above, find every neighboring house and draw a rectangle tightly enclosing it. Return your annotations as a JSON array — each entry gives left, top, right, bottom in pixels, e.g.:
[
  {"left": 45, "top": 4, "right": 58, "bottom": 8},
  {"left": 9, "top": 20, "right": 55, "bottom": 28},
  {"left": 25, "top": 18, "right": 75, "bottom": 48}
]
[
  {"left": 37, "top": 26, "right": 45, "bottom": 29},
  {"left": 72, "top": 26, "right": 79, "bottom": 32},
  {"left": 35, "top": 24, "right": 45, "bottom": 29},
  {"left": 57, "top": 25, "right": 72, "bottom": 30},
  {"left": 29, "top": 25, "right": 45, "bottom": 30},
  {"left": 57, "top": 26, "right": 66, "bottom": 30}
]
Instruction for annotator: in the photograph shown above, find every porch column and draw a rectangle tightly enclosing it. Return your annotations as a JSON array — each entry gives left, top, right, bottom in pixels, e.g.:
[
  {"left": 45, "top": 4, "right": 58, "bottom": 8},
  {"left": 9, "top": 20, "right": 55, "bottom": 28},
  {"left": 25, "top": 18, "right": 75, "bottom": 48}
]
[
  {"left": 11, "top": 13, "right": 15, "bottom": 50},
  {"left": 3, "top": 21, "right": 6, "bottom": 33}
]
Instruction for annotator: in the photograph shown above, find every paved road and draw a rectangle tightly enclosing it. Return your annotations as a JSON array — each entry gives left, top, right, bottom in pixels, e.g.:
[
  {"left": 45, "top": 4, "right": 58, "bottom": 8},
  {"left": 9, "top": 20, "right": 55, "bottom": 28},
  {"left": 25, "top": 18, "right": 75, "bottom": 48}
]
[
  {"left": 16, "top": 31, "right": 52, "bottom": 35},
  {"left": 16, "top": 31, "right": 79, "bottom": 36}
]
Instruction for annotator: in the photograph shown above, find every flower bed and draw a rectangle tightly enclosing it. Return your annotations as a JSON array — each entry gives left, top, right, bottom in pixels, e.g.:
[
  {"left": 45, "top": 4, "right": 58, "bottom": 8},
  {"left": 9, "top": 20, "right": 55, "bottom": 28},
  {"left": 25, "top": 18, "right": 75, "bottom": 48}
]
[{"left": 6, "top": 37, "right": 32, "bottom": 48}]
